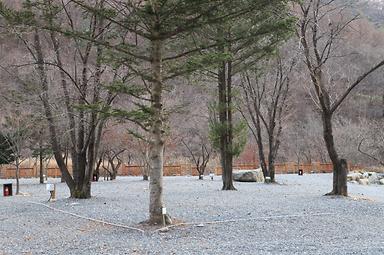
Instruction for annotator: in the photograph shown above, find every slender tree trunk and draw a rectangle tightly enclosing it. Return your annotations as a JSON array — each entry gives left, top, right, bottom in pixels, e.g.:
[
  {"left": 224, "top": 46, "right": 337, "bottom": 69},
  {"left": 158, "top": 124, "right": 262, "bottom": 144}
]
[
  {"left": 39, "top": 137, "right": 44, "bottom": 184},
  {"left": 268, "top": 135, "right": 277, "bottom": 183},
  {"left": 110, "top": 169, "right": 117, "bottom": 180},
  {"left": 61, "top": 146, "right": 68, "bottom": 183},
  {"left": 256, "top": 138, "right": 268, "bottom": 180},
  {"left": 95, "top": 154, "right": 103, "bottom": 181},
  {"left": 15, "top": 157, "right": 20, "bottom": 195},
  {"left": 148, "top": 34, "right": 171, "bottom": 225},
  {"left": 143, "top": 148, "right": 150, "bottom": 181},
  {"left": 83, "top": 40, "right": 103, "bottom": 194},
  {"left": 109, "top": 160, "right": 120, "bottom": 180},
  {"left": 219, "top": 61, "right": 228, "bottom": 187},
  {"left": 225, "top": 60, "right": 235, "bottom": 190},
  {"left": 34, "top": 30, "right": 75, "bottom": 193},
  {"left": 252, "top": 113, "right": 269, "bottom": 180},
  {"left": 198, "top": 165, "right": 204, "bottom": 180}
]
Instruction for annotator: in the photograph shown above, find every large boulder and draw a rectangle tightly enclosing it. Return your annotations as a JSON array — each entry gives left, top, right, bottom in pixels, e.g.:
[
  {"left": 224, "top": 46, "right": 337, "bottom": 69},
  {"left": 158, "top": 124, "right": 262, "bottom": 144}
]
[
  {"left": 380, "top": 179, "right": 384, "bottom": 185},
  {"left": 233, "top": 169, "right": 264, "bottom": 182}
]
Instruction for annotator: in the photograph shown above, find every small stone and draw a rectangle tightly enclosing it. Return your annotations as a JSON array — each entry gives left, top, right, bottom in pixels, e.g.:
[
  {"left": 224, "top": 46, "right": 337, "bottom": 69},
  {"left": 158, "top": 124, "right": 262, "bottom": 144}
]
[{"left": 159, "top": 227, "right": 169, "bottom": 232}]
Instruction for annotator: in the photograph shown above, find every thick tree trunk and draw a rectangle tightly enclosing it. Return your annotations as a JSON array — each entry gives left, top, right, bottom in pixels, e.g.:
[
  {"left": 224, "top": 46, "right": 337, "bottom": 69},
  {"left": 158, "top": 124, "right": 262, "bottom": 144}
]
[
  {"left": 72, "top": 152, "right": 90, "bottom": 199},
  {"left": 218, "top": 56, "right": 236, "bottom": 190},
  {"left": 148, "top": 35, "right": 171, "bottom": 225},
  {"left": 71, "top": 183, "right": 91, "bottom": 199},
  {"left": 338, "top": 159, "right": 348, "bottom": 195},
  {"left": 149, "top": 135, "right": 166, "bottom": 224},
  {"left": 322, "top": 112, "right": 348, "bottom": 196}
]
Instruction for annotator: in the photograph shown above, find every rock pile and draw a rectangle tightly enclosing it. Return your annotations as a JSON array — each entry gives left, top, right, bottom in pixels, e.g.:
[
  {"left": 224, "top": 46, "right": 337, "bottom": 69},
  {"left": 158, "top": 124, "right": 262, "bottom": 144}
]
[{"left": 347, "top": 171, "right": 384, "bottom": 185}]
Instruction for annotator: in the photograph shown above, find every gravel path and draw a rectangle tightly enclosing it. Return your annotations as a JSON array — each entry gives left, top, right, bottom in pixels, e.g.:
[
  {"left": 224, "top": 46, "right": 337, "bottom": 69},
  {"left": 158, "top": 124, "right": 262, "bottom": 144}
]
[{"left": 1, "top": 174, "right": 383, "bottom": 254}]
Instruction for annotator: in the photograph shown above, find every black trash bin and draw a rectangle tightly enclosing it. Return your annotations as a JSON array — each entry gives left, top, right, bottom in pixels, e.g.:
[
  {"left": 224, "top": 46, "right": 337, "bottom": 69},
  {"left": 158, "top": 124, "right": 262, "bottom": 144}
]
[{"left": 3, "top": 183, "right": 12, "bottom": 196}]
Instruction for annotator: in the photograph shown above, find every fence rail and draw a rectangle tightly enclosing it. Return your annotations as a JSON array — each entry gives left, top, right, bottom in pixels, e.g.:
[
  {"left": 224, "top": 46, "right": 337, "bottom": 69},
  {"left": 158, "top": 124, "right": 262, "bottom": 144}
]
[{"left": 0, "top": 161, "right": 363, "bottom": 179}]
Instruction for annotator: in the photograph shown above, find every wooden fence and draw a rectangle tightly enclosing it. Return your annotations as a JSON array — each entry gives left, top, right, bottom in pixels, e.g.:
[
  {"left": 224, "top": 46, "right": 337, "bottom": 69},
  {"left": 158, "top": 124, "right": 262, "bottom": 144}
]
[{"left": 0, "top": 161, "right": 362, "bottom": 179}]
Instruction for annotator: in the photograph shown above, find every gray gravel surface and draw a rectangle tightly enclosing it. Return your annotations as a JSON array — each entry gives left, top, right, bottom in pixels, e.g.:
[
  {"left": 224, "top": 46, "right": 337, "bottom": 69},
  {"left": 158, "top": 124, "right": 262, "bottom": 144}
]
[{"left": 0, "top": 174, "right": 383, "bottom": 255}]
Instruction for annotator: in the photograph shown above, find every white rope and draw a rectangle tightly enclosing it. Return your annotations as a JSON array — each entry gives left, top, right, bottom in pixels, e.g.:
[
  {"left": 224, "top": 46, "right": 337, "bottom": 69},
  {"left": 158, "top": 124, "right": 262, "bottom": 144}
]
[
  {"left": 29, "top": 201, "right": 336, "bottom": 234},
  {"left": 29, "top": 201, "right": 145, "bottom": 234},
  {"left": 154, "top": 212, "right": 337, "bottom": 232}
]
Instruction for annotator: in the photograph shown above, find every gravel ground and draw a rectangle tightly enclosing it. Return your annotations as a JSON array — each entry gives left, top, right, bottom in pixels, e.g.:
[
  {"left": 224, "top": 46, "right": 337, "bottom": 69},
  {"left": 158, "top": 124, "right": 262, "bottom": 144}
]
[{"left": 0, "top": 174, "right": 383, "bottom": 255}]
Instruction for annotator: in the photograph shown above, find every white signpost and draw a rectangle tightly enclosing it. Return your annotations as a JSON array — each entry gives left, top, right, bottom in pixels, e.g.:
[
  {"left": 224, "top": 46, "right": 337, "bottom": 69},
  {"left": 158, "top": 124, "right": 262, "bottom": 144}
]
[
  {"left": 46, "top": 183, "right": 55, "bottom": 191},
  {"left": 162, "top": 207, "right": 167, "bottom": 227},
  {"left": 46, "top": 183, "right": 56, "bottom": 202}
]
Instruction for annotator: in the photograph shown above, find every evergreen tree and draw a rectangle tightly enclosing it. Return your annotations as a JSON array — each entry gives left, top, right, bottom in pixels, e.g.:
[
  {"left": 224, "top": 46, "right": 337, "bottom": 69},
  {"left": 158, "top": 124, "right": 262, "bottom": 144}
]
[{"left": 204, "top": 0, "right": 295, "bottom": 189}]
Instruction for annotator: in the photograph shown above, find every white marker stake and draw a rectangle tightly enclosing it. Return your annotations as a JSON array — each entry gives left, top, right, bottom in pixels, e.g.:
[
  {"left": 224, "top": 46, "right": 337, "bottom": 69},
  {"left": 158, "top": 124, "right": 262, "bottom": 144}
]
[
  {"left": 46, "top": 184, "right": 56, "bottom": 202},
  {"left": 46, "top": 183, "right": 54, "bottom": 191}
]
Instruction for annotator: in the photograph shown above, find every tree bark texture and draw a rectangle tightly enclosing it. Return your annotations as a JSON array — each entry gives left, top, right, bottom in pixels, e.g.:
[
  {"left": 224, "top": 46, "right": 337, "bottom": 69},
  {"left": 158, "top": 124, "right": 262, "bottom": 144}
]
[
  {"left": 148, "top": 34, "right": 171, "bottom": 225},
  {"left": 39, "top": 137, "right": 44, "bottom": 184},
  {"left": 218, "top": 37, "right": 236, "bottom": 190}
]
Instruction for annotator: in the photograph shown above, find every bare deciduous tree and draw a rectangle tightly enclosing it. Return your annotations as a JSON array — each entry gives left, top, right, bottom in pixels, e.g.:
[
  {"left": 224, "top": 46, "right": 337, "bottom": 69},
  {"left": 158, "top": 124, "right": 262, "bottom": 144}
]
[
  {"left": 0, "top": 112, "right": 32, "bottom": 194},
  {"left": 181, "top": 129, "right": 213, "bottom": 180},
  {"left": 296, "top": 0, "right": 384, "bottom": 195},
  {"left": 239, "top": 56, "right": 294, "bottom": 182}
]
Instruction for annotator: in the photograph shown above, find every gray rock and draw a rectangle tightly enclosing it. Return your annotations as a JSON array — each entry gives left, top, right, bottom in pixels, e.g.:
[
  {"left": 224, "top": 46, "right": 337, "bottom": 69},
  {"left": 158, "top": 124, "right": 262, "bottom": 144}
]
[
  {"left": 358, "top": 178, "right": 369, "bottom": 185},
  {"left": 368, "top": 172, "right": 379, "bottom": 184},
  {"left": 233, "top": 169, "right": 264, "bottom": 182},
  {"left": 379, "top": 179, "right": 384, "bottom": 185},
  {"left": 347, "top": 172, "right": 362, "bottom": 182}
]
